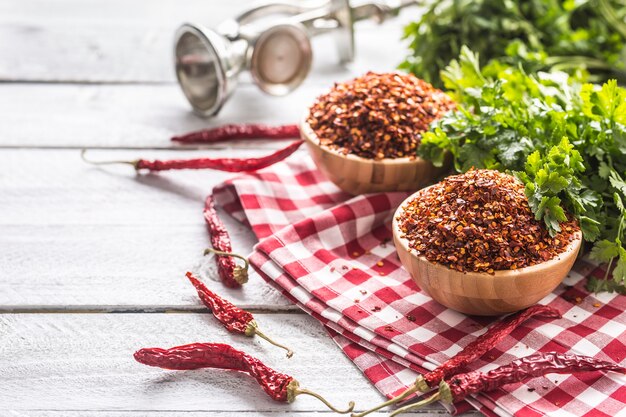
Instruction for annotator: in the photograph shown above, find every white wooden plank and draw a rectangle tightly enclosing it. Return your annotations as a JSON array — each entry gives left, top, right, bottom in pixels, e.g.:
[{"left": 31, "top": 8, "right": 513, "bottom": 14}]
[
  {"left": 0, "top": 313, "right": 452, "bottom": 415},
  {"left": 0, "top": 0, "right": 249, "bottom": 23},
  {"left": 0, "top": 148, "right": 301, "bottom": 309},
  {"left": 0, "top": 84, "right": 320, "bottom": 148},
  {"left": 0, "top": 148, "right": 307, "bottom": 225},
  {"left": 0, "top": 0, "right": 415, "bottom": 83}
]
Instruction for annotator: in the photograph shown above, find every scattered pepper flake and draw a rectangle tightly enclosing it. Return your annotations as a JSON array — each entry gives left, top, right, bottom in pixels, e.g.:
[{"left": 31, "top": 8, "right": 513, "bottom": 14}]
[
  {"left": 372, "top": 306, "right": 382, "bottom": 312},
  {"left": 407, "top": 315, "right": 416, "bottom": 322}
]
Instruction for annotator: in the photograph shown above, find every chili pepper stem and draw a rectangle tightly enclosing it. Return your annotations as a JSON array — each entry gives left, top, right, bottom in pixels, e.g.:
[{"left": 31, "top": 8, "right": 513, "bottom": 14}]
[
  {"left": 287, "top": 380, "right": 355, "bottom": 414},
  {"left": 204, "top": 248, "right": 249, "bottom": 285},
  {"left": 245, "top": 320, "right": 294, "bottom": 358},
  {"left": 389, "top": 392, "right": 441, "bottom": 417},
  {"left": 350, "top": 384, "right": 420, "bottom": 417},
  {"left": 80, "top": 149, "right": 141, "bottom": 170}
]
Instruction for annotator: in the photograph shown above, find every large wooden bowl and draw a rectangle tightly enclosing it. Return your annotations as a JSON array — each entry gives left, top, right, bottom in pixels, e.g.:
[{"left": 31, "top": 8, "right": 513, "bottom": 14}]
[
  {"left": 392, "top": 189, "right": 583, "bottom": 316},
  {"left": 300, "top": 120, "right": 448, "bottom": 195}
]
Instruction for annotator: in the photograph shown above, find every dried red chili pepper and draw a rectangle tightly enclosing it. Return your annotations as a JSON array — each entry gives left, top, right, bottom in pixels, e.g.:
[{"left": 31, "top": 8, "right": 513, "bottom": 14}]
[
  {"left": 390, "top": 352, "right": 626, "bottom": 416},
  {"left": 80, "top": 140, "right": 303, "bottom": 172},
  {"left": 172, "top": 123, "right": 299, "bottom": 144},
  {"left": 134, "top": 342, "right": 355, "bottom": 413},
  {"left": 352, "top": 305, "right": 561, "bottom": 417},
  {"left": 186, "top": 272, "right": 293, "bottom": 357},
  {"left": 203, "top": 195, "right": 248, "bottom": 288}
]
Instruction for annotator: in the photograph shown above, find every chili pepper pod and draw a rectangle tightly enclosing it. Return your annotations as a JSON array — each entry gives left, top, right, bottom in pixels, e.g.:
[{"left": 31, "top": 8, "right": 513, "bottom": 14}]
[
  {"left": 390, "top": 352, "right": 626, "bottom": 416},
  {"left": 171, "top": 123, "right": 299, "bottom": 144},
  {"left": 134, "top": 342, "right": 354, "bottom": 413},
  {"left": 203, "top": 196, "right": 248, "bottom": 288},
  {"left": 186, "top": 272, "right": 294, "bottom": 358},
  {"left": 351, "top": 305, "right": 561, "bottom": 417},
  {"left": 80, "top": 140, "right": 304, "bottom": 173}
]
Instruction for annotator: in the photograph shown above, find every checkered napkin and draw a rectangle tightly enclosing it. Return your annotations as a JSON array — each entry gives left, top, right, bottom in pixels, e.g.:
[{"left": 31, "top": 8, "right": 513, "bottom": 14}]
[{"left": 213, "top": 158, "right": 626, "bottom": 417}]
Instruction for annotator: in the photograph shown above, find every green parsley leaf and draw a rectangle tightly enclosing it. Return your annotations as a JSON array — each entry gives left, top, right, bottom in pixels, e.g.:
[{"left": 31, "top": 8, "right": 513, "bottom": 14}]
[
  {"left": 590, "top": 239, "right": 620, "bottom": 262},
  {"left": 613, "top": 244, "right": 626, "bottom": 287}
]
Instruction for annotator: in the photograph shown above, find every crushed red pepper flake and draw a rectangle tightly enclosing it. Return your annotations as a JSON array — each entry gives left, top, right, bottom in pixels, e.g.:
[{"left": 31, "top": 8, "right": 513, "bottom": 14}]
[
  {"left": 372, "top": 306, "right": 382, "bottom": 312},
  {"left": 397, "top": 169, "right": 580, "bottom": 273},
  {"left": 307, "top": 72, "right": 455, "bottom": 160},
  {"left": 407, "top": 315, "right": 416, "bottom": 322}
]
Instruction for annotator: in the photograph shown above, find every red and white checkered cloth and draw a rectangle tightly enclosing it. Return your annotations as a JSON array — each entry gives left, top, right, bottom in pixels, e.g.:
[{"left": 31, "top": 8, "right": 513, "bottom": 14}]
[{"left": 213, "top": 158, "right": 626, "bottom": 417}]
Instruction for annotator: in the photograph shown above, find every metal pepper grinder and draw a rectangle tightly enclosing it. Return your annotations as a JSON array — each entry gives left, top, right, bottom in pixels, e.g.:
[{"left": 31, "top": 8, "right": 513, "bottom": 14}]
[{"left": 174, "top": 0, "right": 417, "bottom": 117}]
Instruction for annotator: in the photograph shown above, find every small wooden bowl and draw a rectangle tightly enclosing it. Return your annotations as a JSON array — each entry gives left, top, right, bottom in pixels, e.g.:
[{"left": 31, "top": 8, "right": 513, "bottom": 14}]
[
  {"left": 300, "top": 120, "right": 448, "bottom": 195},
  {"left": 392, "top": 189, "right": 583, "bottom": 316}
]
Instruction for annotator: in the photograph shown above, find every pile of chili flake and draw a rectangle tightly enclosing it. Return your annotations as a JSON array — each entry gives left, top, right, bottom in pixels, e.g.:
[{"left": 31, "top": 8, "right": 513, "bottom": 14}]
[
  {"left": 397, "top": 169, "right": 580, "bottom": 273},
  {"left": 307, "top": 72, "right": 455, "bottom": 160}
]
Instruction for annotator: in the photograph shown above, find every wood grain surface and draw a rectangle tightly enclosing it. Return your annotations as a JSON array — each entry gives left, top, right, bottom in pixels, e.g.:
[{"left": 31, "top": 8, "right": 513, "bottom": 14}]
[{"left": 0, "top": 1, "right": 476, "bottom": 415}]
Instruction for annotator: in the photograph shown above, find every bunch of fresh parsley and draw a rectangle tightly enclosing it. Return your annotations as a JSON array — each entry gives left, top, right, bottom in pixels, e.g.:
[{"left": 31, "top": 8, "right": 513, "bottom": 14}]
[
  {"left": 420, "top": 47, "right": 626, "bottom": 292},
  {"left": 400, "top": 0, "right": 626, "bottom": 88}
]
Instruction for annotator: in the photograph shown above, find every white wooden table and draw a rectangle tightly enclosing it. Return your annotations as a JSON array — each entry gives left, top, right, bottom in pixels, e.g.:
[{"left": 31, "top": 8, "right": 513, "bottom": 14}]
[{"left": 0, "top": 2, "right": 478, "bottom": 415}]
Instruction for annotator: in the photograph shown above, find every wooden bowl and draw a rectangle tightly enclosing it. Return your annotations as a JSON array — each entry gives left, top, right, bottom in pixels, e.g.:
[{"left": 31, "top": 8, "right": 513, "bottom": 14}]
[
  {"left": 300, "top": 120, "right": 448, "bottom": 195},
  {"left": 392, "top": 189, "right": 583, "bottom": 316}
]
